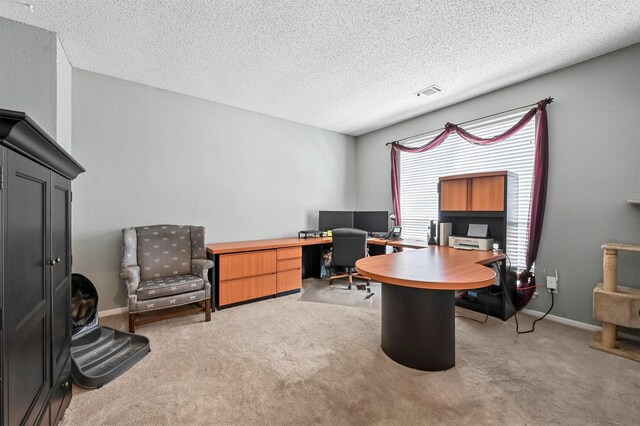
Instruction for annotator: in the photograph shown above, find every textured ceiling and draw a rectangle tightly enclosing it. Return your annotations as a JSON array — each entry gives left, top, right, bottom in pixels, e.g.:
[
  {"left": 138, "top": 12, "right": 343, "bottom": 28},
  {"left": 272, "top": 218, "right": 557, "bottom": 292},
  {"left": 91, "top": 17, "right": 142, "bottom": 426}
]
[{"left": 1, "top": 1, "right": 640, "bottom": 136}]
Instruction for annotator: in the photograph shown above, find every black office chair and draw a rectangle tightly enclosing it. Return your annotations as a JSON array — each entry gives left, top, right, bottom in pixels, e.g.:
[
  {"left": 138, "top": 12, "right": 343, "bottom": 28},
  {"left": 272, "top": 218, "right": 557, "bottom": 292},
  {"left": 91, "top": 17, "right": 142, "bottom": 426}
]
[{"left": 330, "top": 228, "right": 371, "bottom": 291}]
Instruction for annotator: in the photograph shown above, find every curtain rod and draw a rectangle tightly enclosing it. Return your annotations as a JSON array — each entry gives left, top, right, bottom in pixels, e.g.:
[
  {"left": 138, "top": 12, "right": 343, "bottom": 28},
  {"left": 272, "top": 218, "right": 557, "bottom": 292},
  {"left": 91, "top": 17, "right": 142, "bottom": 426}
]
[{"left": 384, "top": 97, "right": 554, "bottom": 146}]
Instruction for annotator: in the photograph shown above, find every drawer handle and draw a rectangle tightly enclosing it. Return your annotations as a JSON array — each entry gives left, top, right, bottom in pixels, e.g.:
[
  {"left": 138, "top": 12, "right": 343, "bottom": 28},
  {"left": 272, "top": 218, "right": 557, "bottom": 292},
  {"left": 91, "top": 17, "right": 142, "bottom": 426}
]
[
  {"left": 61, "top": 381, "right": 70, "bottom": 390},
  {"left": 48, "top": 257, "right": 61, "bottom": 265}
]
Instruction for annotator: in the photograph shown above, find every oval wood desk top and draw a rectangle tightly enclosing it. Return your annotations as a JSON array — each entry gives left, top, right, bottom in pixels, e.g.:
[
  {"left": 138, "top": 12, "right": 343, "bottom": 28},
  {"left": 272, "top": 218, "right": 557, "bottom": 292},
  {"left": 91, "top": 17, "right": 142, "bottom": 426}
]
[{"left": 355, "top": 246, "right": 505, "bottom": 290}]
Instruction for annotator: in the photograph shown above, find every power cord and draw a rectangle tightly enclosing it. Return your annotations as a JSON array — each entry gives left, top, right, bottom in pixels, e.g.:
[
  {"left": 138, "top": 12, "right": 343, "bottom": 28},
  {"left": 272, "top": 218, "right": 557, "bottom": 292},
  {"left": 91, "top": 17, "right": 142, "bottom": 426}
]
[
  {"left": 455, "top": 261, "right": 500, "bottom": 324},
  {"left": 455, "top": 301, "right": 489, "bottom": 324},
  {"left": 503, "top": 253, "right": 555, "bottom": 334},
  {"left": 455, "top": 255, "right": 555, "bottom": 334}
]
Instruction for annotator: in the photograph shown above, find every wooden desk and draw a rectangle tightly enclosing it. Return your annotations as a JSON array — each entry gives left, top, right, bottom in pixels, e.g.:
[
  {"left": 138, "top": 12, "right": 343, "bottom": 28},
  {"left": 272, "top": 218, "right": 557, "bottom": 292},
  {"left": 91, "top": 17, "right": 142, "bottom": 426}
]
[
  {"left": 385, "top": 238, "right": 430, "bottom": 249},
  {"left": 355, "top": 246, "right": 504, "bottom": 371},
  {"left": 207, "top": 236, "right": 387, "bottom": 255},
  {"left": 206, "top": 236, "right": 389, "bottom": 307},
  {"left": 207, "top": 237, "right": 331, "bottom": 254}
]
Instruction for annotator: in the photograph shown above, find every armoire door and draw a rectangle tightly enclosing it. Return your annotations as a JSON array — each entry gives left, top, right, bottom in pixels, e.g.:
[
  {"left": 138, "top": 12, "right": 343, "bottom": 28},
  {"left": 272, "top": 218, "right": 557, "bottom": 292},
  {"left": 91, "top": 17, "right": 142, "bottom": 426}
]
[
  {"left": 0, "top": 147, "right": 3, "bottom": 424},
  {"left": 50, "top": 172, "right": 71, "bottom": 384},
  {"left": 4, "top": 150, "right": 51, "bottom": 426}
]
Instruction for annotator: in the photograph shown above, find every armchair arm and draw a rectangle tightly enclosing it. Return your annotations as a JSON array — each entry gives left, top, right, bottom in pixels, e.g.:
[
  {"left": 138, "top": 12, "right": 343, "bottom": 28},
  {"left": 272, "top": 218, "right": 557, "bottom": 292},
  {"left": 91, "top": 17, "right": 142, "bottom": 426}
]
[
  {"left": 120, "top": 265, "right": 141, "bottom": 294},
  {"left": 191, "top": 258, "right": 214, "bottom": 285}
]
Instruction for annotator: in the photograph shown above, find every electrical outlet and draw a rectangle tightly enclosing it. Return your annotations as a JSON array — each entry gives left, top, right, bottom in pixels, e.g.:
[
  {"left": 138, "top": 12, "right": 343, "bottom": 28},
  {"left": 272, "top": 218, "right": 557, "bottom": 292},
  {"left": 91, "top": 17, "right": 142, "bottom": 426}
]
[{"left": 546, "top": 271, "right": 558, "bottom": 294}]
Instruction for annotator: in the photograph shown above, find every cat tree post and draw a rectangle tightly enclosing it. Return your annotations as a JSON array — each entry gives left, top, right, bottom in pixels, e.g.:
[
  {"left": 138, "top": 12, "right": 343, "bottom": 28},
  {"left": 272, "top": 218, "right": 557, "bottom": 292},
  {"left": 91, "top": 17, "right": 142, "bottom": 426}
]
[
  {"left": 590, "top": 243, "right": 640, "bottom": 362},
  {"left": 601, "top": 247, "right": 618, "bottom": 348}
]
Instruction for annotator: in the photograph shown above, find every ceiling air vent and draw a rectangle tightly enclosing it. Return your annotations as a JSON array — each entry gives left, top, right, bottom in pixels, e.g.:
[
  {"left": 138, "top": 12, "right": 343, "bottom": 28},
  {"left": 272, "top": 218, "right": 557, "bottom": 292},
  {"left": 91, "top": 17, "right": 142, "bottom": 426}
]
[{"left": 415, "top": 85, "right": 443, "bottom": 97}]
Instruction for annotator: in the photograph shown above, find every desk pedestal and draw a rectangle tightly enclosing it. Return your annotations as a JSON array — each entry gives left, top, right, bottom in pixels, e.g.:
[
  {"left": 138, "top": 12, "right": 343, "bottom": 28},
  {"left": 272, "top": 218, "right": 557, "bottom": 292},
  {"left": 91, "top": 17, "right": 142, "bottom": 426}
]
[{"left": 381, "top": 284, "right": 455, "bottom": 371}]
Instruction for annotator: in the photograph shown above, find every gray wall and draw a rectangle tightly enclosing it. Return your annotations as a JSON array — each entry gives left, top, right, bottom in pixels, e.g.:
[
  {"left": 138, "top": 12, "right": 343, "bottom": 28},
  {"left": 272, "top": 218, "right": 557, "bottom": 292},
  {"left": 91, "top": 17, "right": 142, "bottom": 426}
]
[
  {"left": 72, "top": 69, "right": 356, "bottom": 311},
  {"left": 0, "top": 17, "right": 57, "bottom": 138},
  {"left": 56, "top": 37, "right": 72, "bottom": 152},
  {"left": 3, "top": 16, "right": 638, "bottom": 326},
  {"left": 356, "top": 43, "right": 640, "bottom": 326}
]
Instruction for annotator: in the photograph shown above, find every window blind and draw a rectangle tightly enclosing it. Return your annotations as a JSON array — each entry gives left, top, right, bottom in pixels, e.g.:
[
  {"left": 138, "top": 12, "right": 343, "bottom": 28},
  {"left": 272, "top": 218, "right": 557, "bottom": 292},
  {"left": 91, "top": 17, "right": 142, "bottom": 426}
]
[{"left": 398, "top": 110, "right": 536, "bottom": 270}]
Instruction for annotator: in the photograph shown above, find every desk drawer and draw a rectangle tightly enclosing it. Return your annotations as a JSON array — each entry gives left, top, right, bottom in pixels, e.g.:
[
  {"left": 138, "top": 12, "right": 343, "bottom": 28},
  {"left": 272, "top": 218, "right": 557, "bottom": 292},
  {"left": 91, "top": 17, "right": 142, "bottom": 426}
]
[
  {"left": 277, "top": 269, "right": 302, "bottom": 293},
  {"left": 219, "top": 274, "right": 276, "bottom": 306},
  {"left": 219, "top": 250, "right": 276, "bottom": 281},
  {"left": 277, "top": 258, "right": 301, "bottom": 272},
  {"left": 277, "top": 247, "right": 301, "bottom": 260}
]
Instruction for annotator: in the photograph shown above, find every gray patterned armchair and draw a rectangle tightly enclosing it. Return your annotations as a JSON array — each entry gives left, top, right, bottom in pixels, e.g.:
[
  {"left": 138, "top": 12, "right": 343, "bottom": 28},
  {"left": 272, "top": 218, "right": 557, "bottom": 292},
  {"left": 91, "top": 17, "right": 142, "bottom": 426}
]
[{"left": 120, "top": 225, "right": 214, "bottom": 332}]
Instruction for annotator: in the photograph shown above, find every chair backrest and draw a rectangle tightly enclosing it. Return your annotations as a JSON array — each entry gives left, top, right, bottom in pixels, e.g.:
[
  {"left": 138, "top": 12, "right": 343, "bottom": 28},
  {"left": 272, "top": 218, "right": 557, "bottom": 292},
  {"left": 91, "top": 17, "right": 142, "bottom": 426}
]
[
  {"left": 332, "top": 228, "right": 367, "bottom": 268},
  {"left": 136, "top": 225, "right": 192, "bottom": 280},
  {"left": 124, "top": 224, "right": 206, "bottom": 281}
]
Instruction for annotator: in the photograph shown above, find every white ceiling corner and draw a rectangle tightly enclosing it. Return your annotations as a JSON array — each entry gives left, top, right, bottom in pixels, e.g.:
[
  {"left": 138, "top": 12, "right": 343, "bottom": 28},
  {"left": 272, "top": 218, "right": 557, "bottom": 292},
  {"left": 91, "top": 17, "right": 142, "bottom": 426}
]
[{"left": 1, "top": 0, "right": 639, "bottom": 136}]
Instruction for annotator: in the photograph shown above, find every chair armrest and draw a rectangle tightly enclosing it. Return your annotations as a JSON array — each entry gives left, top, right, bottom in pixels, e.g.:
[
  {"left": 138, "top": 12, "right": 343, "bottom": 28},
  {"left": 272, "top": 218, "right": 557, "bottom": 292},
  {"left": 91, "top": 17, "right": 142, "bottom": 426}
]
[
  {"left": 191, "top": 258, "right": 214, "bottom": 284},
  {"left": 120, "top": 265, "right": 141, "bottom": 294}
]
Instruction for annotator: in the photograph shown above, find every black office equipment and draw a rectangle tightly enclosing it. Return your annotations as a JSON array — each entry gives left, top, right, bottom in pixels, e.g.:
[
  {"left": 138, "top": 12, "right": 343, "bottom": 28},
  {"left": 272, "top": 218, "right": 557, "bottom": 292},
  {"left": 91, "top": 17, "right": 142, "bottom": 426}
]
[
  {"left": 318, "top": 210, "right": 354, "bottom": 231},
  {"left": 387, "top": 226, "right": 402, "bottom": 241},
  {"left": 428, "top": 220, "right": 438, "bottom": 245},
  {"left": 354, "top": 210, "right": 389, "bottom": 236},
  {"left": 298, "top": 230, "right": 323, "bottom": 238}
]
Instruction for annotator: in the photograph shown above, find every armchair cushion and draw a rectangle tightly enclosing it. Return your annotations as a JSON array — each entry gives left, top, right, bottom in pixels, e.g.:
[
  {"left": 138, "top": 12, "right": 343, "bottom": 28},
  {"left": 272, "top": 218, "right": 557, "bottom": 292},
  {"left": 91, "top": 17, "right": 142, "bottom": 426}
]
[
  {"left": 136, "top": 274, "right": 204, "bottom": 301},
  {"left": 133, "top": 289, "right": 208, "bottom": 313},
  {"left": 137, "top": 225, "right": 192, "bottom": 280}
]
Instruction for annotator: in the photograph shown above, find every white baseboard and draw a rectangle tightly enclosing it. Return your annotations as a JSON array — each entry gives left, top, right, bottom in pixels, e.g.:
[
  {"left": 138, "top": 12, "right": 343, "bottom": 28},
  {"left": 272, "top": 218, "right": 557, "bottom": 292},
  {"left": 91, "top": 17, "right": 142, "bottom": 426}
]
[
  {"left": 520, "top": 309, "right": 600, "bottom": 332},
  {"left": 99, "top": 306, "right": 639, "bottom": 341},
  {"left": 99, "top": 306, "right": 128, "bottom": 317},
  {"left": 521, "top": 308, "right": 640, "bottom": 342}
]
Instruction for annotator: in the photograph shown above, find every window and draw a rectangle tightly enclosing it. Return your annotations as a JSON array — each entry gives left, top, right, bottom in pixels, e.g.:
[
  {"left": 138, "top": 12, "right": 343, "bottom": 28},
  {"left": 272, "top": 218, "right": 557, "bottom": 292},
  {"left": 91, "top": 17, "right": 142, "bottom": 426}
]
[{"left": 398, "top": 109, "right": 536, "bottom": 270}]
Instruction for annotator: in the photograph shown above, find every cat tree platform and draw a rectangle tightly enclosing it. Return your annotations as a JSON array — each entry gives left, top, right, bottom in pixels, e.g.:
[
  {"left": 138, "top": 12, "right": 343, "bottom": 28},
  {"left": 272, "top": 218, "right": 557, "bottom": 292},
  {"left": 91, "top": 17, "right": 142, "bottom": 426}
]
[{"left": 590, "top": 243, "right": 640, "bottom": 361}]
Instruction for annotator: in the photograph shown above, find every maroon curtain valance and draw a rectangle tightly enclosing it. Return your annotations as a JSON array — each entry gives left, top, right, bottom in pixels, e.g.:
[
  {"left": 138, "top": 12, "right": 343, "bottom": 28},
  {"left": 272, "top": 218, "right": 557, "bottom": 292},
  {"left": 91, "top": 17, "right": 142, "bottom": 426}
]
[{"left": 389, "top": 98, "right": 552, "bottom": 309}]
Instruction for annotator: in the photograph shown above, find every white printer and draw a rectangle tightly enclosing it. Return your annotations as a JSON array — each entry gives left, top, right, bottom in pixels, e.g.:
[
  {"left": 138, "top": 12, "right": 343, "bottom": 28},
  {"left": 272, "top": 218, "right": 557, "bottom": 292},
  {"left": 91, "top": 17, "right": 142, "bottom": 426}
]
[
  {"left": 449, "top": 236, "right": 494, "bottom": 251},
  {"left": 449, "top": 223, "right": 494, "bottom": 251}
]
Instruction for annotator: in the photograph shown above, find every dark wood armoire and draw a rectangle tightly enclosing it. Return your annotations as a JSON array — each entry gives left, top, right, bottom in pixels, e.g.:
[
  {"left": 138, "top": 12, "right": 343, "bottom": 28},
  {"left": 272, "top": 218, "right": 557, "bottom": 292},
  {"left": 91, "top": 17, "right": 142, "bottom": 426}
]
[{"left": 0, "top": 109, "right": 85, "bottom": 425}]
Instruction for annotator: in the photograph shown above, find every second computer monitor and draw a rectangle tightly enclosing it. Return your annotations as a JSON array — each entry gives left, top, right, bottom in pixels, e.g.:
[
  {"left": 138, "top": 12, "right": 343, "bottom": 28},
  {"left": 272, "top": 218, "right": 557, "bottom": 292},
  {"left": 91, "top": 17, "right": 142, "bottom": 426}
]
[
  {"left": 318, "top": 211, "right": 354, "bottom": 231},
  {"left": 354, "top": 211, "right": 389, "bottom": 233}
]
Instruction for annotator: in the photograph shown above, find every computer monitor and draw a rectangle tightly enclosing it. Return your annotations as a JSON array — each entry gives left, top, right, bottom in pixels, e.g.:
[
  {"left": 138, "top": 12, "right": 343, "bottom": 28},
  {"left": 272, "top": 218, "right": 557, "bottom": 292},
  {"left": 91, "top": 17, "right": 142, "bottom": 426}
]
[
  {"left": 318, "top": 211, "right": 354, "bottom": 231},
  {"left": 354, "top": 211, "right": 389, "bottom": 233}
]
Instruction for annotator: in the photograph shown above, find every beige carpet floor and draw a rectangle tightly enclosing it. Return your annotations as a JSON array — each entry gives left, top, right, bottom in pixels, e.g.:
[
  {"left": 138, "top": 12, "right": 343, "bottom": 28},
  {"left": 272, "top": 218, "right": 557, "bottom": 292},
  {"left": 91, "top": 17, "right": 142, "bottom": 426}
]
[{"left": 62, "top": 279, "right": 640, "bottom": 425}]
